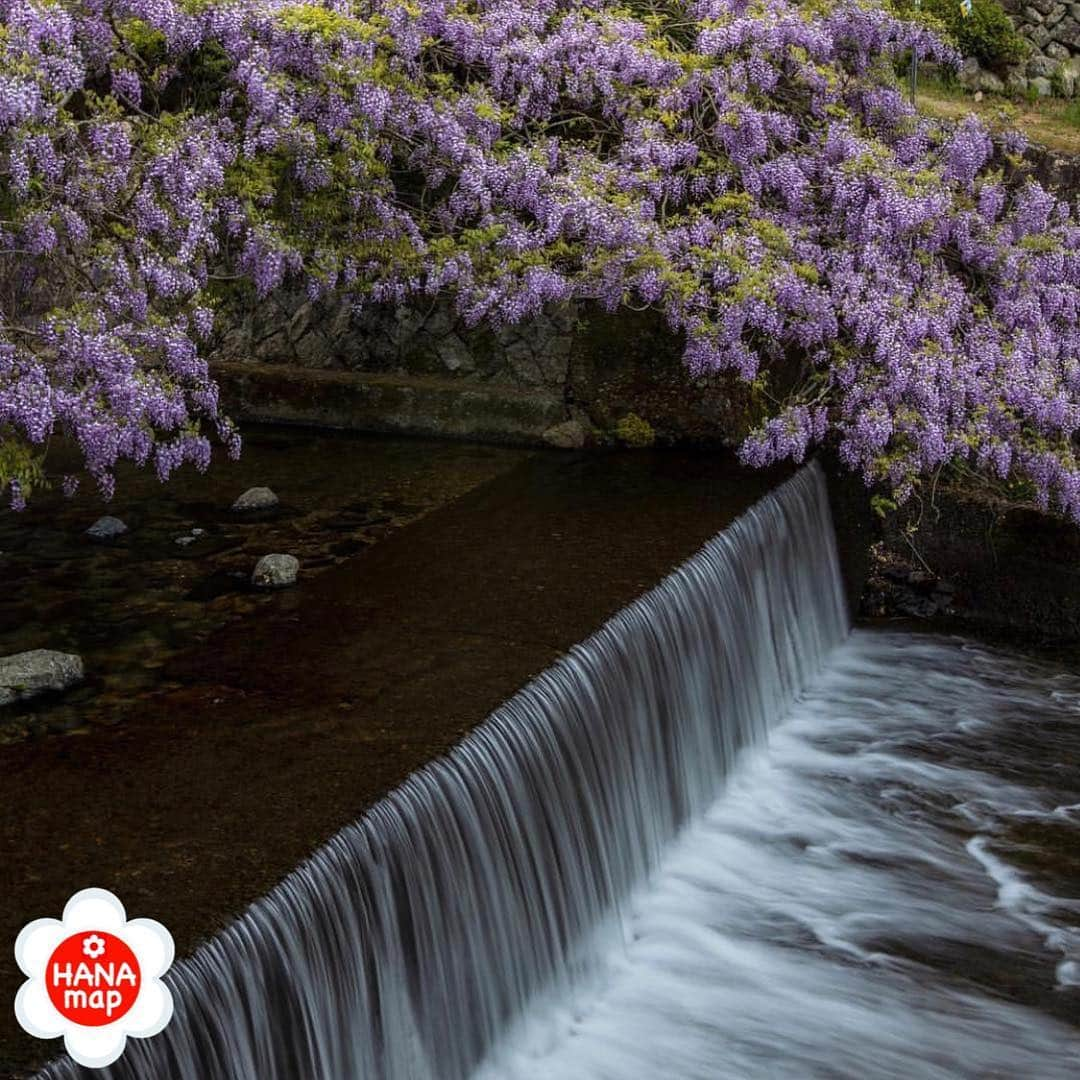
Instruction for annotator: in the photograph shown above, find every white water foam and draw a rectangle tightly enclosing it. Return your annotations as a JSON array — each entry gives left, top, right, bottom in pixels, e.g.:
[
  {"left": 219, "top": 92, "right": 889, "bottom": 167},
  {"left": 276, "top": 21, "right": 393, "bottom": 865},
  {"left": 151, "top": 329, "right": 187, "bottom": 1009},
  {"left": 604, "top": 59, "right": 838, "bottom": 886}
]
[{"left": 474, "top": 632, "right": 1080, "bottom": 1080}]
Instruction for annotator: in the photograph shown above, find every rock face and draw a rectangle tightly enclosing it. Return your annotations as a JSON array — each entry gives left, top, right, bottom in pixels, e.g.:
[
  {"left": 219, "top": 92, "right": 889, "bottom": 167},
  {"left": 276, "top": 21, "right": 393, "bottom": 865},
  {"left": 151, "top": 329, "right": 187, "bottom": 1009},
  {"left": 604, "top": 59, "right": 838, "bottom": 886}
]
[
  {"left": 873, "top": 490, "right": 1080, "bottom": 642},
  {"left": 1000, "top": 0, "right": 1080, "bottom": 92},
  {"left": 0, "top": 650, "right": 84, "bottom": 706},
  {"left": 212, "top": 298, "right": 755, "bottom": 450},
  {"left": 542, "top": 419, "right": 588, "bottom": 449},
  {"left": 252, "top": 553, "right": 299, "bottom": 588},
  {"left": 232, "top": 487, "right": 279, "bottom": 512},
  {"left": 86, "top": 516, "right": 127, "bottom": 541}
]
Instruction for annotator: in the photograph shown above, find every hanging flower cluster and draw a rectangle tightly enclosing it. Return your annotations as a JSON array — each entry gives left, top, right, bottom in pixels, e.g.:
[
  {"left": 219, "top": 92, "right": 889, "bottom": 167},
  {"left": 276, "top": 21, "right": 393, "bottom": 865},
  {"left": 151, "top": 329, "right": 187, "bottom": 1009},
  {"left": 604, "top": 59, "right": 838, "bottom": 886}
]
[{"left": 3, "top": 0, "right": 1079, "bottom": 518}]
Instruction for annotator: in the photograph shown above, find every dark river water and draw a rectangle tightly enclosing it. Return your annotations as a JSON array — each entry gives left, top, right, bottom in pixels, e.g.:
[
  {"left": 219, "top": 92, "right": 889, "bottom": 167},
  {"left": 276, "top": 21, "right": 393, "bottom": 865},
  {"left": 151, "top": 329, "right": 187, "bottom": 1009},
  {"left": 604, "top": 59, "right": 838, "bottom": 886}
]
[
  {"left": 0, "top": 428, "right": 527, "bottom": 741},
  {"left": 5, "top": 445, "right": 1078, "bottom": 1080}
]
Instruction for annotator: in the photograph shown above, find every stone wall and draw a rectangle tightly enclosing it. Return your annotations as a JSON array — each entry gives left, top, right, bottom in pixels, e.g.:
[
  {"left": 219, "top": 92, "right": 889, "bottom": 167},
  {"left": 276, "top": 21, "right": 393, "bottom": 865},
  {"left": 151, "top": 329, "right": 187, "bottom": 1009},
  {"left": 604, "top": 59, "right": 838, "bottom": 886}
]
[
  {"left": 960, "top": 0, "right": 1080, "bottom": 96},
  {"left": 215, "top": 288, "right": 577, "bottom": 391},
  {"left": 1007, "top": 0, "right": 1080, "bottom": 91},
  {"left": 874, "top": 486, "right": 1080, "bottom": 644},
  {"left": 1020, "top": 139, "right": 1080, "bottom": 186},
  {"left": 211, "top": 294, "right": 756, "bottom": 449}
]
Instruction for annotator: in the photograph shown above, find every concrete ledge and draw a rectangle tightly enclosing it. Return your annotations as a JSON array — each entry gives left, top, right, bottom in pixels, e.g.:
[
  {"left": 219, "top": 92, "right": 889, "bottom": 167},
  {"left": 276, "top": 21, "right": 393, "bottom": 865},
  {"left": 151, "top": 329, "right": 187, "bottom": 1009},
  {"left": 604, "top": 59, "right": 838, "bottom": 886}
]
[
  {"left": 212, "top": 361, "right": 567, "bottom": 445},
  {"left": 0, "top": 451, "right": 800, "bottom": 1077}
]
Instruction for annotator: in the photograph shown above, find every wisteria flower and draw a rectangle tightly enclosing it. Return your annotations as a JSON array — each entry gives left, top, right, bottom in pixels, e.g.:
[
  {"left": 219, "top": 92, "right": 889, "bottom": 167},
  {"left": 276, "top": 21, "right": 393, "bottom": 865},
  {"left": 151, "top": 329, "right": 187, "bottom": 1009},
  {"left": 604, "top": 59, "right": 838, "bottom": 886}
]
[{"left": 0, "top": 0, "right": 1078, "bottom": 523}]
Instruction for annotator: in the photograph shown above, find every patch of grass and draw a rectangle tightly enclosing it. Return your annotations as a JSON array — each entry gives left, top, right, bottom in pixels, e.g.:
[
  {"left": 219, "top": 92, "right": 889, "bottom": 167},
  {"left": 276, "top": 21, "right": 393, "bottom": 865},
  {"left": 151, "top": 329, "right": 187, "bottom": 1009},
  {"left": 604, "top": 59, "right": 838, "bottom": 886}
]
[
  {"left": 1062, "top": 98, "right": 1080, "bottom": 129},
  {"left": 916, "top": 74, "right": 1080, "bottom": 153}
]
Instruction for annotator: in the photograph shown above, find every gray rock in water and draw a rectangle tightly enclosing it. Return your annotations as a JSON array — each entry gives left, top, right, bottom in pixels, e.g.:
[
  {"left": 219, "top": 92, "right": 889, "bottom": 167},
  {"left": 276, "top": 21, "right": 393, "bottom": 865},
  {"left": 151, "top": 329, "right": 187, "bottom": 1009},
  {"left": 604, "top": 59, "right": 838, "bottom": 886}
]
[
  {"left": 232, "top": 487, "right": 279, "bottom": 512},
  {"left": 542, "top": 420, "right": 587, "bottom": 450},
  {"left": 0, "top": 650, "right": 84, "bottom": 706},
  {"left": 252, "top": 553, "right": 299, "bottom": 588},
  {"left": 86, "top": 516, "right": 128, "bottom": 541},
  {"left": 175, "top": 527, "right": 207, "bottom": 546}
]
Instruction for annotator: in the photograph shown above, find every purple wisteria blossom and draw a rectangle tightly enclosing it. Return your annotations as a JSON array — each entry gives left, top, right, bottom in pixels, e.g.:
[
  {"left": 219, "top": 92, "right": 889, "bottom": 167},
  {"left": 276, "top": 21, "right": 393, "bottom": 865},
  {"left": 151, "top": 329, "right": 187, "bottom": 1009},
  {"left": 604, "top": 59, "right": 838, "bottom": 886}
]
[{"left": 2, "top": 0, "right": 1080, "bottom": 522}]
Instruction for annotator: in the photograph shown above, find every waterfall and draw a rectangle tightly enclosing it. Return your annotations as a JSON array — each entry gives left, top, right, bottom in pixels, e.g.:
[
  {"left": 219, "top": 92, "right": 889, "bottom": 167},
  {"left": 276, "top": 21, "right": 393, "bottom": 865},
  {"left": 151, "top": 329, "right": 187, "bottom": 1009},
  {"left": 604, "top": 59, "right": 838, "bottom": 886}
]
[{"left": 39, "top": 462, "right": 848, "bottom": 1080}]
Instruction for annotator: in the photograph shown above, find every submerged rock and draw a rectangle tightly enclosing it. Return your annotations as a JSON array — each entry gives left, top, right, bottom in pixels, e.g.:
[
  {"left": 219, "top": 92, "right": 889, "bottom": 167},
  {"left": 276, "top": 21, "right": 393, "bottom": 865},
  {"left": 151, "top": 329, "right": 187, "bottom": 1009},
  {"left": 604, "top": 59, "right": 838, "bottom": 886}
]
[
  {"left": 232, "top": 487, "right": 279, "bottom": 512},
  {"left": 252, "top": 553, "right": 299, "bottom": 588},
  {"left": 175, "top": 527, "right": 208, "bottom": 547},
  {"left": 0, "top": 650, "right": 84, "bottom": 707},
  {"left": 86, "top": 516, "right": 128, "bottom": 541}
]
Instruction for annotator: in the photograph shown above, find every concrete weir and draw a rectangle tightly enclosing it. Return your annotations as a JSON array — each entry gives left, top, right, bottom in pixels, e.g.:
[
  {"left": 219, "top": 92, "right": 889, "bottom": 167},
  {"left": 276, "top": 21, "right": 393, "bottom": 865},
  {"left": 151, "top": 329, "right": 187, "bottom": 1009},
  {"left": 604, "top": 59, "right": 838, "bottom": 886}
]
[
  {"left": 1, "top": 449, "right": 860, "bottom": 1078},
  {"left": 211, "top": 362, "right": 568, "bottom": 445}
]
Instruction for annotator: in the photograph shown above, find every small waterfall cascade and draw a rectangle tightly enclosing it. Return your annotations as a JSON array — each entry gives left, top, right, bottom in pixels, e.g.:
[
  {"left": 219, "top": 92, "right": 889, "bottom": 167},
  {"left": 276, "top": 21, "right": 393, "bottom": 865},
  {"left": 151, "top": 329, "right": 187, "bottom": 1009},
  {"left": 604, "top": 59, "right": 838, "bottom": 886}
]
[{"left": 40, "top": 462, "right": 848, "bottom": 1080}]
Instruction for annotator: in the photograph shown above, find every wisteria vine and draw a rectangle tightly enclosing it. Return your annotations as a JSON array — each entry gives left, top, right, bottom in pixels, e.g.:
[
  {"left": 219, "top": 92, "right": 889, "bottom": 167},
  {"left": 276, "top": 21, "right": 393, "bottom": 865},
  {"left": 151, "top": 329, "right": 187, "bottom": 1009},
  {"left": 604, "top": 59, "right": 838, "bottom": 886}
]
[{"left": 3, "top": 0, "right": 1080, "bottom": 518}]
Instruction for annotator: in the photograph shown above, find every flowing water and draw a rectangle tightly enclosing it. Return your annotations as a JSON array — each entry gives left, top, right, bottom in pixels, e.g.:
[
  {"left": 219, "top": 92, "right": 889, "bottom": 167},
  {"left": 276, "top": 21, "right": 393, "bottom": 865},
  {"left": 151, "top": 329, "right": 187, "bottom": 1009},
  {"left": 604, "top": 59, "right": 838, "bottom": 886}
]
[
  {"left": 37, "top": 463, "right": 1080, "bottom": 1079},
  {"left": 474, "top": 631, "right": 1080, "bottom": 1079}
]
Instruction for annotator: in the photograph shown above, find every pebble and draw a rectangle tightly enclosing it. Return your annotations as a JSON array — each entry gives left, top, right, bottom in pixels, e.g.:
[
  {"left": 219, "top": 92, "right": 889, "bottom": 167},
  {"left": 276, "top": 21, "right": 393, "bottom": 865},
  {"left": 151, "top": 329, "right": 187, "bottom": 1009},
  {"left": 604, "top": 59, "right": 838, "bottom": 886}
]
[
  {"left": 232, "top": 487, "right": 279, "bottom": 512},
  {"left": 0, "top": 650, "right": 84, "bottom": 706},
  {"left": 252, "top": 553, "right": 299, "bottom": 588},
  {"left": 86, "top": 516, "right": 128, "bottom": 541}
]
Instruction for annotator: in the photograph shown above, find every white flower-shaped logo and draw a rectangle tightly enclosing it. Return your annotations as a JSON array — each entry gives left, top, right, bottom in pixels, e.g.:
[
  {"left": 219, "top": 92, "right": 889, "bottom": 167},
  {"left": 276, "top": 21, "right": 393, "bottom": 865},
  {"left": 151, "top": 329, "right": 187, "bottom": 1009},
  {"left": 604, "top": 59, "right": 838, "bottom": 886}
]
[
  {"left": 15, "top": 888, "right": 174, "bottom": 1069},
  {"left": 82, "top": 935, "right": 106, "bottom": 960}
]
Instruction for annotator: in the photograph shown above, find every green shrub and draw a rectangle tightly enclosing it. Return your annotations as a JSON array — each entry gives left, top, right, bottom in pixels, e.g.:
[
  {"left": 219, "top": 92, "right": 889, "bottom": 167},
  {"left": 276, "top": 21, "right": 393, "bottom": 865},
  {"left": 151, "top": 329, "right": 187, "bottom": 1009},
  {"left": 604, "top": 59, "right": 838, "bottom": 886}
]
[
  {"left": 894, "top": 0, "right": 1028, "bottom": 72},
  {"left": 1051, "top": 64, "right": 1071, "bottom": 98},
  {"left": 614, "top": 414, "right": 657, "bottom": 448}
]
